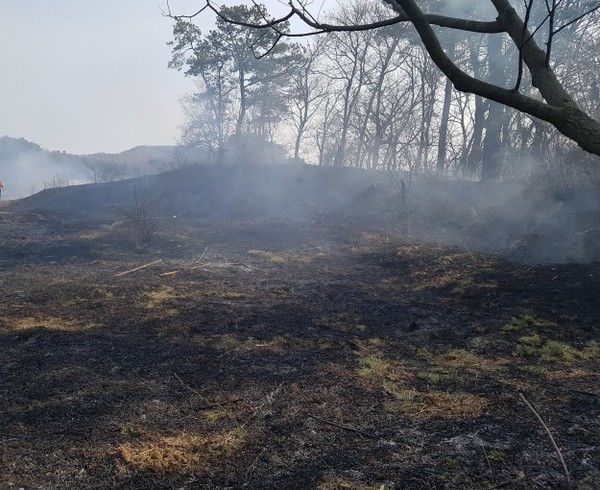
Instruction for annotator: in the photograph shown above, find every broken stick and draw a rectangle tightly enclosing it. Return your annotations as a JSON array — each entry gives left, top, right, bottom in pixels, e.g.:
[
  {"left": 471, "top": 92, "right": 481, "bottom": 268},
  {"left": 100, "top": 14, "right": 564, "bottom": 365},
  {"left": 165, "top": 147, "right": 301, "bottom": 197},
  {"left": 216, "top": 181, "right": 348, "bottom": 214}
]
[
  {"left": 115, "top": 259, "right": 163, "bottom": 277},
  {"left": 519, "top": 392, "right": 571, "bottom": 488}
]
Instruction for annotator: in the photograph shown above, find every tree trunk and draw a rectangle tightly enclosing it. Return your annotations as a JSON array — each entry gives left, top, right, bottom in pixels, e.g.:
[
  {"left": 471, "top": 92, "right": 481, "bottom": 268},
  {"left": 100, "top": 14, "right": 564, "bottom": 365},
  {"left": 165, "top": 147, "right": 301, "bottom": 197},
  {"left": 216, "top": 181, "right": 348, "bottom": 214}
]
[
  {"left": 481, "top": 101, "right": 505, "bottom": 181},
  {"left": 236, "top": 66, "right": 247, "bottom": 136},
  {"left": 436, "top": 41, "right": 455, "bottom": 174},
  {"left": 480, "top": 34, "right": 506, "bottom": 181},
  {"left": 467, "top": 96, "right": 485, "bottom": 176}
]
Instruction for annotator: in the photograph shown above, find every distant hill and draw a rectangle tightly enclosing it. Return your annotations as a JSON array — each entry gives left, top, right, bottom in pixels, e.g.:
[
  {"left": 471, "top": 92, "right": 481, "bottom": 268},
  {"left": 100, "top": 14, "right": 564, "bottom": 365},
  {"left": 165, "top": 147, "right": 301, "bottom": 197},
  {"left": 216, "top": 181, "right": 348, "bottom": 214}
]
[
  {"left": 0, "top": 136, "right": 198, "bottom": 199},
  {"left": 81, "top": 145, "right": 199, "bottom": 177}
]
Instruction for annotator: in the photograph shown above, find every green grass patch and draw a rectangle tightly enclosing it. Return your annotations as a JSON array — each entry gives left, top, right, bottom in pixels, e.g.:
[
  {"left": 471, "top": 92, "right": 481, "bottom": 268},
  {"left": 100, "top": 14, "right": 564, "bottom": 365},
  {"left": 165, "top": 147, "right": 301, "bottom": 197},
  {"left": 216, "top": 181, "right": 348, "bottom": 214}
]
[
  {"left": 358, "top": 355, "right": 392, "bottom": 378},
  {"left": 518, "top": 334, "right": 543, "bottom": 346},
  {"left": 502, "top": 314, "right": 538, "bottom": 332},
  {"left": 487, "top": 449, "right": 508, "bottom": 465},
  {"left": 417, "top": 369, "right": 464, "bottom": 386},
  {"left": 518, "top": 365, "right": 548, "bottom": 376},
  {"left": 514, "top": 339, "right": 600, "bottom": 363}
]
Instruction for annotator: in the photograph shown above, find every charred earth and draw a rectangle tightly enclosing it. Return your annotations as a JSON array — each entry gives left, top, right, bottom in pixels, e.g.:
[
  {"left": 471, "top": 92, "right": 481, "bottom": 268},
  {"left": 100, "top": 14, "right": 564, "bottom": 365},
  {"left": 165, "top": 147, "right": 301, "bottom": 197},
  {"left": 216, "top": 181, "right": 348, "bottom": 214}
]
[{"left": 0, "top": 163, "right": 599, "bottom": 489}]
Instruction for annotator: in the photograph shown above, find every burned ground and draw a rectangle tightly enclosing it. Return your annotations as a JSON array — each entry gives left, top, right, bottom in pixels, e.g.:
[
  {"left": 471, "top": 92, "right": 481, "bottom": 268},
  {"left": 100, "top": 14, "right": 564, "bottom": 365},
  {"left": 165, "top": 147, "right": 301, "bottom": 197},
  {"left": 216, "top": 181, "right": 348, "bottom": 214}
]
[{"left": 0, "top": 164, "right": 599, "bottom": 489}]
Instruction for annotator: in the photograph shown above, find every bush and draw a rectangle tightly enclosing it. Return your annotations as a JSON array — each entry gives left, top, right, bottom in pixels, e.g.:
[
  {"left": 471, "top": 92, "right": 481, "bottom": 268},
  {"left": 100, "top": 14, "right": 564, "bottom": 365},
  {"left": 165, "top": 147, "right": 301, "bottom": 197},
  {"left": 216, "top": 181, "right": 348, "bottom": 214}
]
[{"left": 115, "top": 187, "right": 159, "bottom": 248}]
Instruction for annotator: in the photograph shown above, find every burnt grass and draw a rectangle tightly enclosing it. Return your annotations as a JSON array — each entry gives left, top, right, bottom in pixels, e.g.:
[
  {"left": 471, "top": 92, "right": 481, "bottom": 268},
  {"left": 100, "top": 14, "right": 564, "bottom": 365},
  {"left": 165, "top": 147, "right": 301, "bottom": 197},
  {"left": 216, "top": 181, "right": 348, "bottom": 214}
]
[{"left": 0, "top": 165, "right": 599, "bottom": 489}]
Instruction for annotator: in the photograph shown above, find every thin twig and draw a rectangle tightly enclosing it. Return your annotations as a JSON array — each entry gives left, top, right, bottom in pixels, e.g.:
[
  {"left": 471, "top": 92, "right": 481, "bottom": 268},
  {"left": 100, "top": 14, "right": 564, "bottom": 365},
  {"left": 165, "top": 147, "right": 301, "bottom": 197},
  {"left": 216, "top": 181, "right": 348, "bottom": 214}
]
[
  {"left": 196, "top": 399, "right": 243, "bottom": 410},
  {"left": 519, "top": 392, "right": 571, "bottom": 488},
  {"left": 308, "top": 414, "right": 379, "bottom": 439},
  {"left": 245, "top": 447, "right": 267, "bottom": 477},
  {"left": 173, "top": 372, "right": 243, "bottom": 421},
  {"left": 488, "top": 472, "right": 526, "bottom": 489},
  {"left": 242, "top": 382, "right": 284, "bottom": 427},
  {"left": 173, "top": 372, "right": 206, "bottom": 398},
  {"left": 481, "top": 440, "right": 493, "bottom": 476},
  {"left": 198, "top": 246, "right": 209, "bottom": 261}
]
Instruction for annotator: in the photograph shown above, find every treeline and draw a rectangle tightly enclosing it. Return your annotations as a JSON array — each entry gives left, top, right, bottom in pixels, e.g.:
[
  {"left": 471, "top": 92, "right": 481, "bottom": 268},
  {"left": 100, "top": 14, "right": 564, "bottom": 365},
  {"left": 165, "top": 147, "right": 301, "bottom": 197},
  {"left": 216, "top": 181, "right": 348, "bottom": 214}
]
[{"left": 169, "top": 0, "right": 600, "bottom": 185}]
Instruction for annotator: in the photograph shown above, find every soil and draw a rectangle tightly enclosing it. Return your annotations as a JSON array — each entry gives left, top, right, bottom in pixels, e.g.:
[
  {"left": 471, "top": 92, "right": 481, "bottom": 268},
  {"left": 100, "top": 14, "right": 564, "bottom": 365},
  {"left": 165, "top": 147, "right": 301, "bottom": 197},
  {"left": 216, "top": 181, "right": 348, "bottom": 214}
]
[{"left": 0, "top": 164, "right": 599, "bottom": 489}]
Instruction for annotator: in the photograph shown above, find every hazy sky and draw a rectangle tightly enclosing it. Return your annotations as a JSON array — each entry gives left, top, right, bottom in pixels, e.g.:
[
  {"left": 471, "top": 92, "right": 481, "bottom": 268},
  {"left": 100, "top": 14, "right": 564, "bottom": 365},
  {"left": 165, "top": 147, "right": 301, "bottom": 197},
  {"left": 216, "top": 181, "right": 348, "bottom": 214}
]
[
  {"left": 0, "top": 1, "right": 210, "bottom": 154},
  {"left": 0, "top": 1, "right": 337, "bottom": 155}
]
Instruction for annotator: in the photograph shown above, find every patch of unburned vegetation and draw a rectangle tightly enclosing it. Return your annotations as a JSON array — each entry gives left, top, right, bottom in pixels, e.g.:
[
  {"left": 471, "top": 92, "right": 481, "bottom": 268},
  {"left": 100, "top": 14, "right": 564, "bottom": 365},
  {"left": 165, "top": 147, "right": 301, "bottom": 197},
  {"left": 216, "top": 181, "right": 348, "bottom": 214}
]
[
  {"left": 247, "top": 249, "right": 325, "bottom": 264},
  {"left": 355, "top": 349, "right": 487, "bottom": 420},
  {"left": 212, "top": 334, "right": 284, "bottom": 353},
  {"left": 318, "top": 312, "right": 368, "bottom": 333},
  {"left": 401, "top": 251, "right": 498, "bottom": 294},
  {"left": 383, "top": 385, "right": 487, "bottom": 420},
  {"left": 141, "top": 285, "right": 177, "bottom": 309},
  {"left": 395, "top": 245, "right": 428, "bottom": 257},
  {"left": 118, "top": 427, "right": 246, "bottom": 475},
  {"left": 502, "top": 313, "right": 544, "bottom": 332},
  {"left": 361, "top": 232, "right": 393, "bottom": 244},
  {"left": 357, "top": 355, "right": 393, "bottom": 379},
  {"left": 354, "top": 344, "right": 413, "bottom": 386},
  {"left": 4, "top": 315, "right": 97, "bottom": 332},
  {"left": 515, "top": 339, "right": 600, "bottom": 363},
  {"left": 317, "top": 474, "right": 385, "bottom": 490},
  {"left": 417, "top": 369, "right": 464, "bottom": 386},
  {"left": 410, "top": 270, "right": 477, "bottom": 293},
  {"left": 419, "top": 348, "right": 505, "bottom": 371}
]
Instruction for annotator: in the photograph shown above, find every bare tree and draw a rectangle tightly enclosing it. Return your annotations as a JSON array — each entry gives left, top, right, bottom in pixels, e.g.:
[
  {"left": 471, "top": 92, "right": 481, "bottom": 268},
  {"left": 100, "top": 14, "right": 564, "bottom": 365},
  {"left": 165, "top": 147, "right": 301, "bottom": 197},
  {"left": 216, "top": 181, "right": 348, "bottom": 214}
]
[
  {"left": 172, "top": 0, "right": 600, "bottom": 164},
  {"left": 289, "top": 42, "right": 327, "bottom": 161}
]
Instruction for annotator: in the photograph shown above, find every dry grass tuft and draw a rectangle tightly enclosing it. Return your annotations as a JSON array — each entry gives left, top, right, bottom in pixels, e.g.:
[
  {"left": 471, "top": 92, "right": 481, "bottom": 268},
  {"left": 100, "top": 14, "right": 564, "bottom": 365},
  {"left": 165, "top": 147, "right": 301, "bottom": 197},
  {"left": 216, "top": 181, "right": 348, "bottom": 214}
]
[
  {"left": 214, "top": 334, "right": 289, "bottom": 352},
  {"left": 248, "top": 249, "right": 325, "bottom": 264},
  {"left": 396, "top": 245, "right": 428, "bottom": 257},
  {"left": 385, "top": 386, "right": 487, "bottom": 419},
  {"left": 357, "top": 355, "right": 393, "bottom": 378},
  {"left": 118, "top": 428, "right": 246, "bottom": 475},
  {"left": 7, "top": 315, "right": 97, "bottom": 332},
  {"left": 514, "top": 339, "right": 600, "bottom": 363},
  {"left": 142, "top": 286, "right": 177, "bottom": 309},
  {"left": 318, "top": 313, "right": 368, "bottom": 333},
  {"left": 411, "top": 270, "right": 475, "bottom": 293},
  {"left": 317, "top": 475, "right": 385, "bottom": 490},
  {"left": 355, "top": 350, "right": 413, "bottom": 387},
  {"left": 355, "top": 349, "right": 487, "bottom": 420},
  {"left": 404, "top": 251, "right": 497, "bottom": 294},
  {"left": 420, "top": 348, "right": 504, "bottom": 371},
  {"left": 361, "top": 232, "right": 392, "bottom": 244}
]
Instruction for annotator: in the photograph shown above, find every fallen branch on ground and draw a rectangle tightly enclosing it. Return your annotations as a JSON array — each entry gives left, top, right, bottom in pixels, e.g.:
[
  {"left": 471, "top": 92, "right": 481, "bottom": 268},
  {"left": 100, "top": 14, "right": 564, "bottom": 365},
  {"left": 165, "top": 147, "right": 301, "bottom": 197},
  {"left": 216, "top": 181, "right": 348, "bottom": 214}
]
[
  {"left": 159, "top": 270, "right": 179, "bottom": 277},
  {"left": 308, "top": 414, "right": 379, "bottom": 439},
  {"left": 114, "top": 259, "right": 163, "bottom": 277},
  {"left": 519, "top": 392, "right": 571, "bottom": 488},
  {"left": 488, "top": 471, "right": 526, "bottom": 489},
  {"left": 198, "top": 246, "right": 209, "bottom": 261},
  {"left": 243, "top": 382, "right": 284, "bottom": 427},
  {"left": 173, "top": 372, "right": 243, "bottom": 410}
]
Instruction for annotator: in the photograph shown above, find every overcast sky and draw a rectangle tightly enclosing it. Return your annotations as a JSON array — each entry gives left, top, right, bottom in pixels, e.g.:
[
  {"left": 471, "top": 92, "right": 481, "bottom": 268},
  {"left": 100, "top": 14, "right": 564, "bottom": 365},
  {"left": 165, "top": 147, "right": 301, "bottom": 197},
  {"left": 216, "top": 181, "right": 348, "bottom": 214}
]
[
  {"left": 0, "top": 1, "right": 209, "bottom": 154},
  {"left": 0, "top": 1, "right": 336, "bottom": 155}
]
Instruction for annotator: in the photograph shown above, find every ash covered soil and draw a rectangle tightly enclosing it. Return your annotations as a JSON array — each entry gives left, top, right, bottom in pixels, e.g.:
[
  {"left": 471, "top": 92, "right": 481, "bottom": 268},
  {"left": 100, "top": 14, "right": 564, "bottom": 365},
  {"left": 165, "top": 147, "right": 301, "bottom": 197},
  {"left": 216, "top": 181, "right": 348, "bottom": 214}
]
[{"left": 0, "top": 164, "right": 599, "bottom": 489}]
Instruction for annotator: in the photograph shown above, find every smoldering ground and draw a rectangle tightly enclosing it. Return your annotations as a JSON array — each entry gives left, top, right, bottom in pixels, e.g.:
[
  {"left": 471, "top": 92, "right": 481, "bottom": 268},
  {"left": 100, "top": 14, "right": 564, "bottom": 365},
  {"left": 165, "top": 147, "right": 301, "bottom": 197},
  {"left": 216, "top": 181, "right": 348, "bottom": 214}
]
[{"left": 13, "top": 160, "right": 600, "bottom": 264}]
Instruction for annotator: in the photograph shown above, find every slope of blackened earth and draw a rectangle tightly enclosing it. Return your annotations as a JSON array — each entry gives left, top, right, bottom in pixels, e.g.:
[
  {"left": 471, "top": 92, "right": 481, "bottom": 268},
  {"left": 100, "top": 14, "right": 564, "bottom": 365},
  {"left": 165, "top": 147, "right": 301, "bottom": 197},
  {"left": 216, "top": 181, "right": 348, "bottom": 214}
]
[
  {"left": 0, "top": 170, "right": 599, "bottom": 489},
  {"left": 12, "top": 163, "right": 600, "bottom": 264}
]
